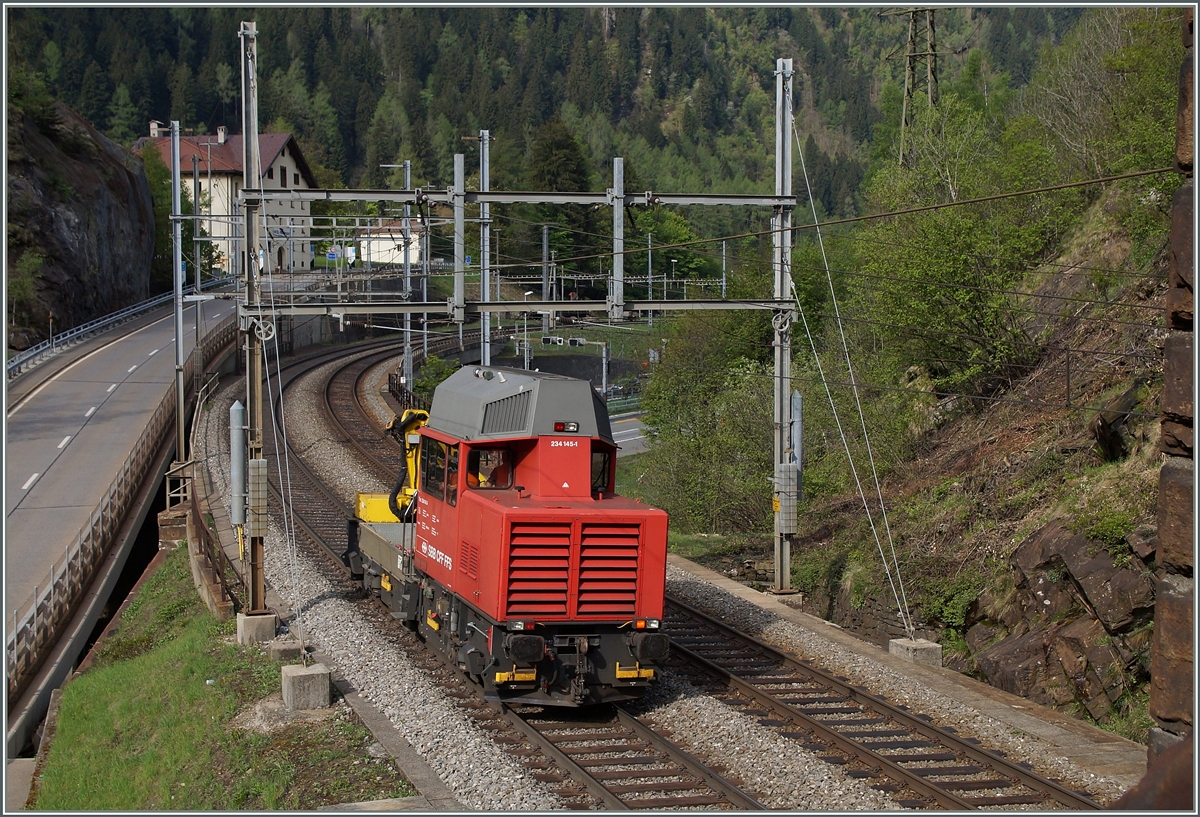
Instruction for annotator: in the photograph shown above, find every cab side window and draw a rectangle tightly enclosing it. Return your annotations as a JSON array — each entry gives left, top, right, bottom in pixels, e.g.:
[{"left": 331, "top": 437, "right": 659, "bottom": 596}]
[
  {"left": 467, "top": 448, "right": 513, "bottom": 489},
  {"left": 421, "top": 438, "right": 446, "bottom": 501},
  {"left": 591, "top": 446, "right": 612, "bottom": 494}
]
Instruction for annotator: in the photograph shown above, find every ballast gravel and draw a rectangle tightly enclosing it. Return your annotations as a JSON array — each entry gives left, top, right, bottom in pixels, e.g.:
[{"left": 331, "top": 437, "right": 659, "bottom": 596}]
[
  {"left": 667, "top": 569, "right": 1128, "bottom": 805},
  {"left": 201, "top": 372, "right": 560, "bottom": 811},
  {"left": 198, "top": 360, "right": 1124, "bottom": 810},
  {"left": 639, "top": 672, "right": 903, "bottom": 810}
]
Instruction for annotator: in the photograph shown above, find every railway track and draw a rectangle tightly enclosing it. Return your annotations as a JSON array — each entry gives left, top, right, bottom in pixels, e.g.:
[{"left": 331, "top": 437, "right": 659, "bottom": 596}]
[
  {"left": 268, "top": 341, "right": 768, "bottom": 809},
  {"left": 278, "top": 342, "right": 1111, "bottom": 810},
  {"left": 499, "top": 704, "right": 764, "bottom": 809},
  {"left": 663, "top": 597, "right": 1103, "bottom": 810}
]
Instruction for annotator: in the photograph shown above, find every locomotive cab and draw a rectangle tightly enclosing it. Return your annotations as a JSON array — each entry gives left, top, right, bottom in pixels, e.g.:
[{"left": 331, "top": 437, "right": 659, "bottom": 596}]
[{"left": 349, "top": 365, "right": 669, "bottom": 706}]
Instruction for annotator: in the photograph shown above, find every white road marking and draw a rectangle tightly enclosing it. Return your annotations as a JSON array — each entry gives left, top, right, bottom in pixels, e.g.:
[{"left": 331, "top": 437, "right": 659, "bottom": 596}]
[
  {"left": 58, "top": 436, "right": 71, "bottom": 449},
  {"left": 107, "top": 384, "right": 117, "bottom": 392},
  {"left": 148, "top": 348, "right": 158, "bottom": 356},
  {"left": 7, "top": 312, "right": 176, "bottom": 417},
  {"left": 128, "top": 365, "right": 137, "bottom": 372},
  {"left": 21, "top": 474, "right": 39, "bottom": 490},
  {"left": 85, "top": 406, "right": 97, "bottom": 417}
]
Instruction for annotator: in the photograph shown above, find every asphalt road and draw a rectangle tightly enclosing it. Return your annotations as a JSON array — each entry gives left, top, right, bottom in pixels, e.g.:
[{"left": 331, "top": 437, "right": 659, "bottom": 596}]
[
  {"left": 611, "top": 413, "right": 647, "bottom": 457},
  {"left": 5, "top": 300, "right": 235, "bottom": 609}
]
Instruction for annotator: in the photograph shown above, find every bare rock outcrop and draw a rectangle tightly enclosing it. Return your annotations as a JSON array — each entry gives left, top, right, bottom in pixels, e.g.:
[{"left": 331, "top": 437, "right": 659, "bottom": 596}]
[
  {"left": 971, "top": 520, "right": 1154, "bottom": 717},
  {"left": 7, "top": 100, "right": 153, "bottom": 349}
]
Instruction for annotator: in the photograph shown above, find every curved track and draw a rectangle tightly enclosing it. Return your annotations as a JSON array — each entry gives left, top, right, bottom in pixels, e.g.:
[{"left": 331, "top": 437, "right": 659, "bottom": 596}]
[
  {"left": 271, "top": 339, "right": 766, "bottom": 809},
  {"left": 664, "top": 598, "right": 1102, "bottom": 810},
  {"left": 274, "top": 341, "right": 1112, "bottom": 810}
]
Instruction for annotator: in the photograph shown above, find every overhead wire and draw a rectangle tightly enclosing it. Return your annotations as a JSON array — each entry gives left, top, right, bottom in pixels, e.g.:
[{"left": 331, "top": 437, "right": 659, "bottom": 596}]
[
  {"left": 449, "top": 166, "right": 1174, "bottom": 274},
  {"left": 792, "top": 117, "right": 915, "bottom": 639},
  {"left": 258, "top": 204, "right": 308, "bottom": 651}
]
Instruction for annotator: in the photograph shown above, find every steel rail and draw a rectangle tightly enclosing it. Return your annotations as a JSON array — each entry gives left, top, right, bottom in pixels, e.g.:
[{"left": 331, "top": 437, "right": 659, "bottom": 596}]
[
  {"left": 668, "top": 636, "right": 974, "bottom": 809},
  {"left": 613, "top": 705, "right": 766, "bottom": 810},
  {"left": 498, "top": 708, "right": 629, "bottom": 809},
  {"left": 666, "top": 596, "right": 1102, "bottom": 810},
  {"left": 499, "top": 705, "right": 764, "bottom": 810},
  {"left": 265, "top": 340, "right": 407, "bottom": 563}
]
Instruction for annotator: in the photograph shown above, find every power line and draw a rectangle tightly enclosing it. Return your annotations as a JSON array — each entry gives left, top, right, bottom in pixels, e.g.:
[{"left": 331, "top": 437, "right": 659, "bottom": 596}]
[
  {"left": 481, "top": 167, "right": 1174, "bottom": 271},
  {"left": 793, "top": 261, "right": 1165, "bottom": 314},
  {"left": 645, "top": 358, "right": 1162, "bottom": 421}
]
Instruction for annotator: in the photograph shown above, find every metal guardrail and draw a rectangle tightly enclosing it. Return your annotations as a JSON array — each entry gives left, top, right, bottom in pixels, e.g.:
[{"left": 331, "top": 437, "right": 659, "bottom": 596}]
[
  {"left": 605, "top": 395, "right": 642, "bottom": 415},
  {"left": 5, "top": 317, "right": 237, "bottom": 705},
  {"left": 6, "top": 276, "right": 236, "bottom": 380}
]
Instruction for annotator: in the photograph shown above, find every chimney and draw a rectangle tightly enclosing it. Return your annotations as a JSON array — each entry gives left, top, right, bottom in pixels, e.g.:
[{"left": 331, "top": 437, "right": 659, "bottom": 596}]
[
  {"left": 217, "top": 126, "right": 228, "bottom": 145},
  {"left": 149, "top": 120, "right": 166, "bottom": 138}
]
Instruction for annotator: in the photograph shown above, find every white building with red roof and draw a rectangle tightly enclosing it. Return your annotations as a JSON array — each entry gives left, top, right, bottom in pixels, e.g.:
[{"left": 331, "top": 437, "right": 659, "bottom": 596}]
[
  {"left": 138, "top": 122, "right": 319, "bottom": 275},
  {"left": 357, "top": 218, "right": 424, "bottom": 268}
]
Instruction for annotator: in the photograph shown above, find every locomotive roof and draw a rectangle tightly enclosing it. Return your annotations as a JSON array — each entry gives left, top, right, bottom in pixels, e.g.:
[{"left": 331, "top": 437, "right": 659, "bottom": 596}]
[{"left": 426, "top": 366, "right": 614, "bottom": 444}]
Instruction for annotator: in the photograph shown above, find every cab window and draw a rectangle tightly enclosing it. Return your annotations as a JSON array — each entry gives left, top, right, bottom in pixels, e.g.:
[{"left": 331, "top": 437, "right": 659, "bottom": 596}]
[
  {"left": 421, "top": 438, "right": 446, "bottom": 501},
  {"left": 467, "top": 448, "right": 513, "bottom": 489},
  {"left": 591, "top": 447, "right": 612, "bottom": 494}
]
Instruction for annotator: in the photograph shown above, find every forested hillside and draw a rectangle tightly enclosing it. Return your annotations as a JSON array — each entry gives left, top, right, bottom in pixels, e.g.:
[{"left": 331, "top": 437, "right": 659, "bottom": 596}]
[
  {"left": 633, "top": 7, "right": 1183, "bottom": 739},
  {"left": 7, "top": 8, "right": 1078, "bottom": 198},
  {"left": 7, "top": 6, "right": 1080, "bottom": 338}
]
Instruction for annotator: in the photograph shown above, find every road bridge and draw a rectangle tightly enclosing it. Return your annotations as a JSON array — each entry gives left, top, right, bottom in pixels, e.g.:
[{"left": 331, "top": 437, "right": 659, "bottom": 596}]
[{"left": 5, "top": 298, "right": 236, "bottom": 754}]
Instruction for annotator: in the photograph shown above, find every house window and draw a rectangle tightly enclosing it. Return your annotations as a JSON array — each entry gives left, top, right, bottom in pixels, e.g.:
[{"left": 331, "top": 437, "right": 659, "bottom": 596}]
[
  {"left": 280, "top": 164, "right": 288, "bottom": 188},
  {"left": 294, "top": 172, "right": 300, "bottom": 186},
  {"left": 266, "top": 167, "right": 274, "bottom": 180}
]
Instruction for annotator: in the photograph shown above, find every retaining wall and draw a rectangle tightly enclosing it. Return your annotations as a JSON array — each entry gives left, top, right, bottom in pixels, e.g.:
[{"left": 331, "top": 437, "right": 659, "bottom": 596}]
[{"left": 1148, "top": 8, "right": 1194, "bottom": 762}]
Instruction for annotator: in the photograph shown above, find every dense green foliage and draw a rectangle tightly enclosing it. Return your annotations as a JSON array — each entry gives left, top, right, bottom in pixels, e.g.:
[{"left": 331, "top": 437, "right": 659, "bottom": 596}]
[
  {"left": 142, "top": 145, "right": 216, "bottom": 292},
  {"left": 413, "top": 354, "right": 458, "bottom": 403},
  {"left": 7, "top": 7, "right": 1181, "bottom": 536},
  {"left": 637, "top": 7, "right": 1182, "bottom": 538},
  {"left": 639, "top": 308, "right": 775, "bottom": 533}
]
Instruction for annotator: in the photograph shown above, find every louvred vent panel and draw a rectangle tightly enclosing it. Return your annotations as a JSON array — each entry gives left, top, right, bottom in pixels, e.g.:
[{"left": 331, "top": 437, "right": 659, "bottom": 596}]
[
  {"left": 577, "top": 523, "right": 640, "bottom": 617},
  {"left": 506, "top": 522, "right": 570, "bottom": 616}
]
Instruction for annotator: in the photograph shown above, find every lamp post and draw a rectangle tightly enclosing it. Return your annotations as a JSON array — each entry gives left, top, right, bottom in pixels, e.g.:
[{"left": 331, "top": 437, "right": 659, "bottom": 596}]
[
  {"left": 523, "top": 290, "right": 534, "bottom": 369},
  {"left": 670, "top": 258, "right": 678, "bottom": 299}
]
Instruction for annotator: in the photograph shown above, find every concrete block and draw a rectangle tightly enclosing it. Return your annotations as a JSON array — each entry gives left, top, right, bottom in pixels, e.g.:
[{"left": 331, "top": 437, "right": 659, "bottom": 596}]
[
  {"left": 1163, "top": 332, "right": 1194, "bottom": 421},
  {"left": 1170, "top": 183, "right": 1193, "bottom": 290},
  {"left": 889, "top": 638, "right": 943, "bottom": 667},
  {"left": 1148, "top": 727, "right": 1187, "bottom": 765},
  {"left": 1177, "top": 59, "right": 1194, "bottom": 173},
  {"left": 1150, "top": 654, "right": 1194, "bottom": 726},
  {"left": 237, "top": 612, "right": 277, "bottom": 645},
  {"left": 1166, "top": 286, "right": 1193, "bottom": 331},
  {"left": 269, "top": 639, "right": 304, "bottom": 661},
  {"left": 1157, "top": 458, "right": 1194, "bottom": 575},
  {"left": 282, "top": 663, "right": 331, "bottom": 711},
  {"left": 157, "top": 508, "right": 190, "bottom": 549},
  {"left": 1154, "top": 574, "right": 1194, "bottom": 662}
]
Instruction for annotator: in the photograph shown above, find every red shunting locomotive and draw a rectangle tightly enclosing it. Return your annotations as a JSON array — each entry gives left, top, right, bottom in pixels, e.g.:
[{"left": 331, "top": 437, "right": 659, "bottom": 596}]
[{"left": 345, "top": 365, "right": 670, "bottom": 705}]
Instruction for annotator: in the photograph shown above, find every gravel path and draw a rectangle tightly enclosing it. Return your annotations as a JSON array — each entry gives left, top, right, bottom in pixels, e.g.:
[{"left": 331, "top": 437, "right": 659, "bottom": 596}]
[{"left": 198, "top": 358, "right": 1117, "bottom": 810}]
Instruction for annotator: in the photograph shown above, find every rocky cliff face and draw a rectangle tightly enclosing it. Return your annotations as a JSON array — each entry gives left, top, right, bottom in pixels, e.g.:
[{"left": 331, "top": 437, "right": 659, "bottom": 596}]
[{"left": 7, "top": 101, "right": 153, "bottom": 349}]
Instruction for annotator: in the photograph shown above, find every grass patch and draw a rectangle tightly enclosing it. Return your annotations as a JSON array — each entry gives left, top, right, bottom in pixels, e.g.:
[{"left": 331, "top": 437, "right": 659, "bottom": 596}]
[
  {"left": 32, "top": 547, "right": 415, "bottom": 810},
  {"left": 1102, "top": 688, "right": 1154, "bottom": 744},
  {"left": 615, "top": 451, "right": 649, "bottom": 500}
]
